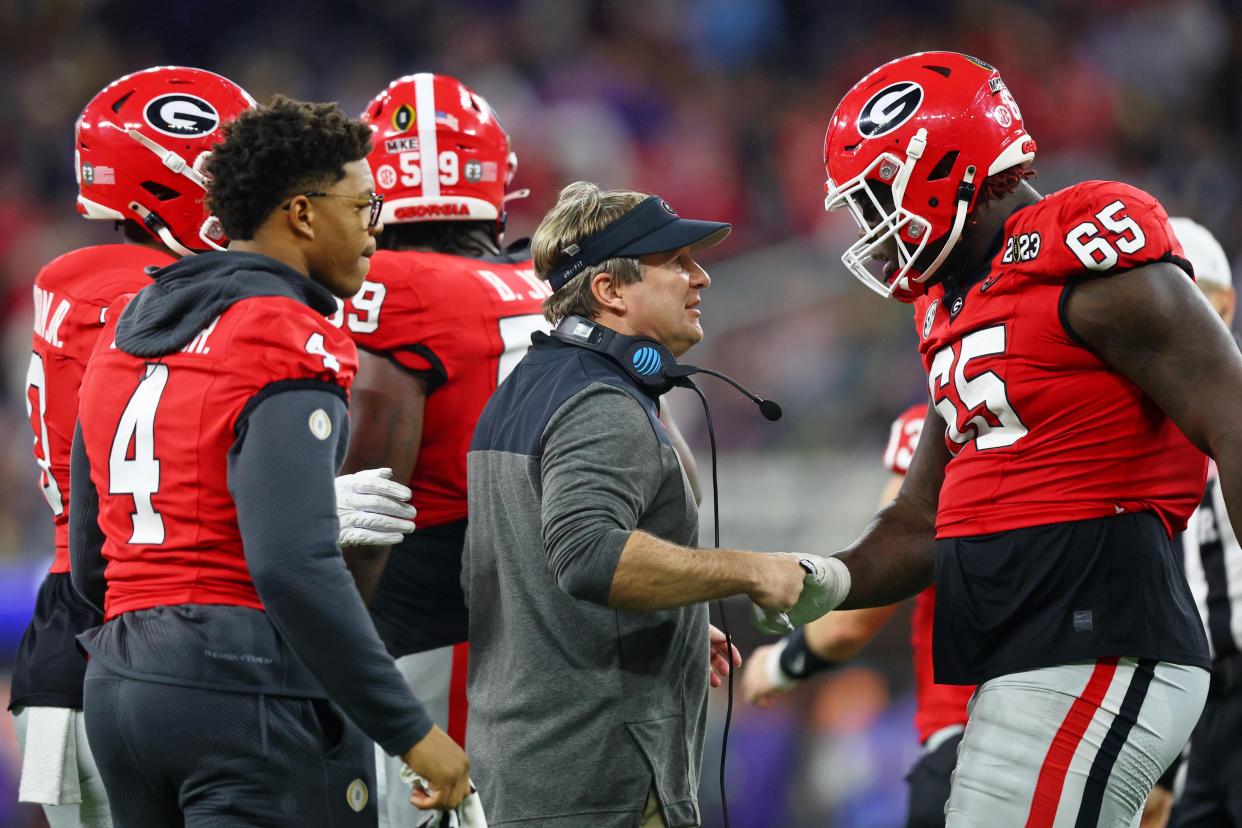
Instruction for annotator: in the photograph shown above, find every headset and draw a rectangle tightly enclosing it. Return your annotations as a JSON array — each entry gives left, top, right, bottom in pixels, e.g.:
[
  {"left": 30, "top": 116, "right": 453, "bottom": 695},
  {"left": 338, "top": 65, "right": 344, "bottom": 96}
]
[
  {"left": 551, "top": 315, "right": 782, "bottom": 420},
  {"left": 552, "top": 313, "right": 781, "bottom": 828}
]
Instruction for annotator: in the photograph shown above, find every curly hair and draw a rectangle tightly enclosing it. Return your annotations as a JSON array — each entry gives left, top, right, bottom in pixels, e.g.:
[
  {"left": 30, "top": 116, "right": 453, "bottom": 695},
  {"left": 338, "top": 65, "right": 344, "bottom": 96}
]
[
  {"left": 976, "top": 164, "right": 1037, "bottom": 208},
  {"left": 205, "top": 96, "right": 373, "bottom": 240}
]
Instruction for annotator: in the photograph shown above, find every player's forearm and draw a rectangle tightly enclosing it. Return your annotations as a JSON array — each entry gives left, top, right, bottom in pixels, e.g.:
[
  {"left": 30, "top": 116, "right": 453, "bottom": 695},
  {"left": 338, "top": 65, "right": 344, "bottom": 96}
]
[
  {"left": 606, "top": 531, "right": 763, "bottom": 611},
  {"left": 68, "top": 424, "right": 107, "bottom": 613},
  {"left": 1211, "top": 428, "right": 1242, "bottom": 543},
  {"left": 231, "top": 389, "right": 432, "bottom": 755},
  {"left": 805, "top": 603, "right": 902, "bottom": 660},
  {"left": 341, "top": 545, "right": 390, "bottom": 605},
  {"left": 833, "top": 496, "right": 936, "bottom": 609}
]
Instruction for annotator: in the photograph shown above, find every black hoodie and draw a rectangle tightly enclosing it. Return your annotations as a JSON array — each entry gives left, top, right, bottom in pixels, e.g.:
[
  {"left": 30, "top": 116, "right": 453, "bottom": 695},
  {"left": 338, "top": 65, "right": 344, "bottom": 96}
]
[{"left": 69, "top": 251, "right": 432, "bottom": 757}]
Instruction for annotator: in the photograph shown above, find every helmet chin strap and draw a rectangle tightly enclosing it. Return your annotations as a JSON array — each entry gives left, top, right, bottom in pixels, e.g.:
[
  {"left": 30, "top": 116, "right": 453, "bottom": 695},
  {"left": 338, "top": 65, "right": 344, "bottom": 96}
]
[
  {"left": 893, "top": 164, "right": 977, "bottom": 294},
  {"left": 129, "top": 202, "right": 197, "bottom": 258},
  {"left": 126, "top": 129, "right": 211, "bottom": 190}
]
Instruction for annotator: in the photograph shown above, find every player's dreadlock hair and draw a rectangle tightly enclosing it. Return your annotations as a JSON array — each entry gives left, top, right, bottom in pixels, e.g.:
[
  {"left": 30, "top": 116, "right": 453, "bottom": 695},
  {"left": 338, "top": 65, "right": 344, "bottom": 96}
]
[
  {"left": 205, "top": 96, "right": 372, "bottom": 240},
  {"left": 976, "top": 164, "right": 1037, "bottom": 209}
]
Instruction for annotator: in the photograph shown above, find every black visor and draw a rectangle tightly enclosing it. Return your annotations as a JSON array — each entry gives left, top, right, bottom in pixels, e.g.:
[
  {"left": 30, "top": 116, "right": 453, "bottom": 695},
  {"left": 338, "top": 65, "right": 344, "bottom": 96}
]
[{"left": 546, "top": 195, "right": 731, "bottom": 290}]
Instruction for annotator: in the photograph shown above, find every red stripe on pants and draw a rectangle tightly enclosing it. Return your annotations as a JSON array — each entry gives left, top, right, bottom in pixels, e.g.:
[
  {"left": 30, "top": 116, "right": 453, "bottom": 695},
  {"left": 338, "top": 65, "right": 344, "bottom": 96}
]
[
  {"left": 1023, "top": 658, "right": 1120, "bottom": 828},
  {"left": 447, "top": 642, "right": 470, "bottom": 747}
]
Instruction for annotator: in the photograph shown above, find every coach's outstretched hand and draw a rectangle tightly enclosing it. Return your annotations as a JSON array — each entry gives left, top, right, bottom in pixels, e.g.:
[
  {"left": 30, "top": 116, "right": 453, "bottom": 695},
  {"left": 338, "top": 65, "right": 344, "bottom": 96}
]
[
  {"left": 402, "top": 725, "right": 472, "bottom": 810},
  {"left": 335, "top": 467, "right": 417, "bottom": 547},
  {"left": 752, "top": 553, "right": 851, "bottom": 634}
]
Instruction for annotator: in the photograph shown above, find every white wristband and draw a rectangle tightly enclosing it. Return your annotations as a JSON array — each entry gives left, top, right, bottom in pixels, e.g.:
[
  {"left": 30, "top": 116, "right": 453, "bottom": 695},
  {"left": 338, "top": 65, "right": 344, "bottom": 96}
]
[{"left": 765, "top": 637, "right": 797, "bottom": 691}]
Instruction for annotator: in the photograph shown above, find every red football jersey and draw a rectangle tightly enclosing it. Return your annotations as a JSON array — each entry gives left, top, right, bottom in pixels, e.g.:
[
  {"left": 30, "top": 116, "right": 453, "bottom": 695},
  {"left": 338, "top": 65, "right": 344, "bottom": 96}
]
[
  {"left": 26, "top": 244, "right": 172, "bottom": 574},
  {"left": 883, "top": 403, "right": 975, "bottom": 741},
  {"left": 340, "top": 249, "right": 547, "bottom": 527},
  {"left": 78, "top": 294, "right": 357, "bottom": 620},
  {"left": 913, "top": 180, "right": 1207, "bottom": 539}
]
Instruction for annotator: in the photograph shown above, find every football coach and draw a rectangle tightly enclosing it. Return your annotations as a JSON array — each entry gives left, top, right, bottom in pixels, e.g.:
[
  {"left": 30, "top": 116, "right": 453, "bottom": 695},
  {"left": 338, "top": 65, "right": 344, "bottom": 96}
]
[{"left": 464, "top": 182, "right": 827, "bottom": 828}]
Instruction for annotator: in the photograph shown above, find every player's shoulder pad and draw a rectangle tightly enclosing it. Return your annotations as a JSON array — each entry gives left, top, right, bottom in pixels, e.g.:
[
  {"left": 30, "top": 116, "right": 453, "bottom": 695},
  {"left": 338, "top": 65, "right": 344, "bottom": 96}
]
[
  {"left": 35, "top": 244, "right": 170, "bottom": 303},
  {"left": 1010, "top": 180, "right": 1187, "bottom": 282},
  {"left": 231, "top": 296, "right": 359, "bottom": 389}
]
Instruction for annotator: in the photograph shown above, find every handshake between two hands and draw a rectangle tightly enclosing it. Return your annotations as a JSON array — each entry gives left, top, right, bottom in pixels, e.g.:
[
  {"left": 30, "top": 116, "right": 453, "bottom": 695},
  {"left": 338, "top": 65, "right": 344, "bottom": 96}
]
[
  {"left": 335, "top": 468, "right": 418, "bottom": 547},
  {"left": 750, "top": 553, "right": 851, "bottom": 635}
]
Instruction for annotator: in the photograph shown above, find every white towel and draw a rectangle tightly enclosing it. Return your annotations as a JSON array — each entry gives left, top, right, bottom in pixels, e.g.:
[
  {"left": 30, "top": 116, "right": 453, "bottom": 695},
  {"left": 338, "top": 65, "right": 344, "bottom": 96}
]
[
  {"left": 18, "top": 706, "right": 82, "bottom": 806},
  {"left": 399, "top": 766, "right": 487, "bottom": 828}
]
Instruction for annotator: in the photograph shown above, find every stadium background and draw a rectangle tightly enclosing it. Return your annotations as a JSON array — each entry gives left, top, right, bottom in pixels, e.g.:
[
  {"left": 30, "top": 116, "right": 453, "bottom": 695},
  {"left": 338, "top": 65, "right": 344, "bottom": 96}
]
[{"left": 0, "top": 0, "right": 1238, "bottom": 825}]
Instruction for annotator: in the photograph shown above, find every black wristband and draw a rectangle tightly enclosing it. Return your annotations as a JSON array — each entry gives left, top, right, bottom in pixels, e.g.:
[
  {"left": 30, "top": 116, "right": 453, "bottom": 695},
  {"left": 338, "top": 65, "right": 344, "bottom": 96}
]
[{"left": 778, "top": 627, "right": 838, "bottom": 680}]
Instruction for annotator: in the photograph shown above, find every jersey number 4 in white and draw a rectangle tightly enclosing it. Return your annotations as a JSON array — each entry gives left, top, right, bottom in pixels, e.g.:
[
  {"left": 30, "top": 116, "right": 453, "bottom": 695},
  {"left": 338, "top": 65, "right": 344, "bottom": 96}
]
[
  {"left": 927, "top": 325, "right": 1027, "bottom": 451},
  {"left": 109, "top": 363, "right": 169, "bottom": 544}
]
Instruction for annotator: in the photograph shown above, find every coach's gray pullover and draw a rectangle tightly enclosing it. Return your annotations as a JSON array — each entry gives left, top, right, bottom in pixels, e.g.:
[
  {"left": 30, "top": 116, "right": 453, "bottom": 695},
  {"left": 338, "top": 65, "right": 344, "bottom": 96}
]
[{"left": 465, "top": 333, "right": 707, "bottom": 828}]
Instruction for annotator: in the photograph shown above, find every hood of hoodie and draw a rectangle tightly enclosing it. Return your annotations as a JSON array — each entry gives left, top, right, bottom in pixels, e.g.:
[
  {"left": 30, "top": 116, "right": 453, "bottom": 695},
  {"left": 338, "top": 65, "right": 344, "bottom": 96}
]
[{"left": 115, "top": 251, "right": 339, "bottom": 357}]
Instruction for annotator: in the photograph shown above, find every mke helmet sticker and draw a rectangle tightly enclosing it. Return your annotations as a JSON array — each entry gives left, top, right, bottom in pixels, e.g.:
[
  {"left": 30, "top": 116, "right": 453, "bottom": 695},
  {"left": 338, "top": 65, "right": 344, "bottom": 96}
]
[
  {"left": 143, "top": 94, "right": 221, "bottom": 137},
  {"left": 857, "top": 81, "right": 924, "bottom": 139}
]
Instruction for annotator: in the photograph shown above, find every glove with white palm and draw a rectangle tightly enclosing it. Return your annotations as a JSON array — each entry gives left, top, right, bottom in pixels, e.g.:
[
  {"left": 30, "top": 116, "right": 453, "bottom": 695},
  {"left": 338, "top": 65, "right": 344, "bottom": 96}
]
[
  {"left": 752, "top": 553, "right": 851, "bottom": 635},
  {"left": 335, "top": 468, "right": 417, "bottom": 547}
]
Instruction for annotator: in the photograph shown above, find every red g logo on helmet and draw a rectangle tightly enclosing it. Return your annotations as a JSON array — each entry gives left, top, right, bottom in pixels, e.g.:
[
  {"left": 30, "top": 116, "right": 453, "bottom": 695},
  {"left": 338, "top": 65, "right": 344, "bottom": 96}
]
[
  {"left": 823, "top": 52, "right": 1036, "bottom": 302},
  {"left": 857, "top": 82, "right": 924, "bottom": 138},
  {"left": 75, "top": 67, "right": 254, "bottom": 256}
]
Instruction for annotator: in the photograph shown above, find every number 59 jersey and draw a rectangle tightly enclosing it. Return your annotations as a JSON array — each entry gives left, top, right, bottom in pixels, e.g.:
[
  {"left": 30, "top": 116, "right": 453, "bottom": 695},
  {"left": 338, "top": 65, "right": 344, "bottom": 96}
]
[
  {"left": 914, "top": 180, "right": 1207, "bottom": 539},
  {"left": 78, "top": 291, "right": 357, "bottom": 620},
  {"left": 340, "top": 249, "right": 547, "bottom": 528}
]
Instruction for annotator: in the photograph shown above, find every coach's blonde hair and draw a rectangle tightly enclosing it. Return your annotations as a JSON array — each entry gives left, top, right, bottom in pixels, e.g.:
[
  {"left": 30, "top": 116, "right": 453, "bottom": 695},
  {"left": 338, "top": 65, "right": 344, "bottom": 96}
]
[{"left": 532, "top": 182, "right": 647, "bottom": 325}]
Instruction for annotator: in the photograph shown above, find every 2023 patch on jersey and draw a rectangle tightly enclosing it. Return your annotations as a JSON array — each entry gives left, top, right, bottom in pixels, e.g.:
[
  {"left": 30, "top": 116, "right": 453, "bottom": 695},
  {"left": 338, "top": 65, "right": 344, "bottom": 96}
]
[
  {"left": 77, "top": 293, "right": 357, "bottom": 620},
  {"left": 914, "top": 180, "right": 1207, "bottom": 539},
  {"left": 338, "top": 249, "right": 547, "bottom": 527},
  {"left": 26, "top": 244, "right": 172, "bottom": 573}
]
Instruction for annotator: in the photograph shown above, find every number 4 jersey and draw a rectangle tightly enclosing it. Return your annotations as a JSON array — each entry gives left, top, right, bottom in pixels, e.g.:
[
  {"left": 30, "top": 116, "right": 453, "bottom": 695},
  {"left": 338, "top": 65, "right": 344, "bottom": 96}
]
[
  {"left": 913, "top": 180, "right": 1208, "bottom": 540},
  {"left": 77, "top": 253, "right": 357, "bottom": 620}
]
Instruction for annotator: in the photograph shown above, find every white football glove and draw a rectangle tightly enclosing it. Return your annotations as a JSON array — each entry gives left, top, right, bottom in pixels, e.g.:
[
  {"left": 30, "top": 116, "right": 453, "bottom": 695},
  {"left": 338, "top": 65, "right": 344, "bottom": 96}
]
[
  {"left": 335, "top": 468, "right": 417, "bottom": 547},
  {"left": 400, "top": 766, "right": 488, "bottom": 828},
  {"left": 752, "top": 553, "right": 851, "bottom": 635}
]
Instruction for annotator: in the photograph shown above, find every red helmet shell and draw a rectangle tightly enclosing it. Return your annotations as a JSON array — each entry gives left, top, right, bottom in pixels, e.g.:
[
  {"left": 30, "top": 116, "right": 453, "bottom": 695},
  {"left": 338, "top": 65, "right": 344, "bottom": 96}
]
[
  {"left": 363, "top": 73, "right": 514, "bottom": 225},
  {"left": 75, "top": 66, "right": 255, "bottom": 254},
  {"left": 823, "top": 52, "right": 1036, "bottom": 298}
]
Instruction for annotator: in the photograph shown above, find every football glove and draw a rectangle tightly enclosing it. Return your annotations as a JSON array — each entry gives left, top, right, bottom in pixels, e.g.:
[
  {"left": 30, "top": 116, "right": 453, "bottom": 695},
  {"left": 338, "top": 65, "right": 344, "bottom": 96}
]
[
  {"left": 752, "top": 554, "right": 851, "bottom": 634},
  {"left": 335, "top": 468, "right": 417, "bottom": 547},
  {"left": 400, "top": 766, "right": 488, "bottom": 828}
]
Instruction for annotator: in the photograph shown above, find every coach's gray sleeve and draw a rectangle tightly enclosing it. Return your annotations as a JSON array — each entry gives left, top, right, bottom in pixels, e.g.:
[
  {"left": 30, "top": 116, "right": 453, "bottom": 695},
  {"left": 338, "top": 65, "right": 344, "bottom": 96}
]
[
  {"left": 68, "top": 423, "right": 107, "bottom": 613},
  {"left": 541, "top": 384, "right": 664, "bottom": 605},
  {"left": 228, "top": 387, "right": 432, "bottom": 756}
]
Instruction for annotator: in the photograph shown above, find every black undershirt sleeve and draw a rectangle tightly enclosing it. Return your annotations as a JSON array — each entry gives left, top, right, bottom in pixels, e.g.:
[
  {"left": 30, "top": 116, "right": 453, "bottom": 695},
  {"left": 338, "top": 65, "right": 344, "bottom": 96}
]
[
  {"left": 68, "top": 423, "right": 108, "bottom": 613},
  {"left": 228, "top": 386, "right": 432, "bottom": 756}
]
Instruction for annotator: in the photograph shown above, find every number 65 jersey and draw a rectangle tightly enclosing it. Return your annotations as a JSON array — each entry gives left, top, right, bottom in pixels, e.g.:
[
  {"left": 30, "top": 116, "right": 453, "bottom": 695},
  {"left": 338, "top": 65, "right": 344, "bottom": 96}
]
[{"left": 914, "top": 180, "right": 1207, "bottom": 540}]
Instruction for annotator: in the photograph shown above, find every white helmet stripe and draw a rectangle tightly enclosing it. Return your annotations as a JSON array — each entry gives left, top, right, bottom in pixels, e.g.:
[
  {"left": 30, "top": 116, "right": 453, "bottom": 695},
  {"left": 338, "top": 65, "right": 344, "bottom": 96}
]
[{"left": 414, "top": 73, "right": 440, "bottom": 198}]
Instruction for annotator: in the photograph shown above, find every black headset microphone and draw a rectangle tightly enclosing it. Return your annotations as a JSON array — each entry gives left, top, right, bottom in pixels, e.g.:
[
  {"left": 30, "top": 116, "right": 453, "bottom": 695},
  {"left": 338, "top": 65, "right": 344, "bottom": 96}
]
[
  {"left": 664, "top": 362, "right": 783, "bottom": 422},
  {"left": 552, "top": 315, "right": 780, "bottom": 828}
]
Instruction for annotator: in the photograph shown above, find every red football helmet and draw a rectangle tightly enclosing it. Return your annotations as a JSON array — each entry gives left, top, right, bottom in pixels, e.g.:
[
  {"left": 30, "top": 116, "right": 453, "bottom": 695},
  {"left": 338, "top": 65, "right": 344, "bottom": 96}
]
[
  {"left": 362, "top": 73, "right": 519, "bottom": 227},
  {"left": 823, "top": 52, "right": 1036, "bottom": 301},
  {"left": 75, "top": 66, "right": 255, "bottom": 255}
]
